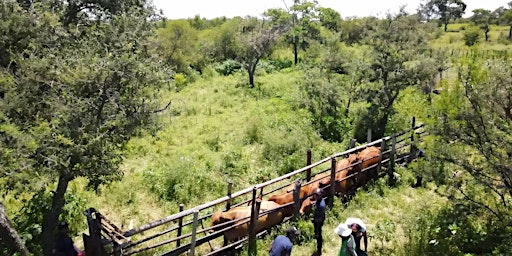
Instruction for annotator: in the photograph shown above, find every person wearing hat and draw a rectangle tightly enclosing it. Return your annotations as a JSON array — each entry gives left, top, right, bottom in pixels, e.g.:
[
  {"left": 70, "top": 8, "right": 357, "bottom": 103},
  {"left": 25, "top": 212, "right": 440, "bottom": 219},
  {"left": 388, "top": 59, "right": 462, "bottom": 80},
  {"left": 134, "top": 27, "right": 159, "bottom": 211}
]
[
  {"left": 312, "top": 188, "right": 326, "bottom": 255},
  {"left": 269, "top": 227, "right": 300, "bottom": 256},
  {"left": 334, "top": 223, "right": 357, "bottom": 256},
  {"left": 345, "top": 217, "right": 368, "bottom": 256},
  {"left": 53, "top": 222, "right": 80, "bottom": 256}
]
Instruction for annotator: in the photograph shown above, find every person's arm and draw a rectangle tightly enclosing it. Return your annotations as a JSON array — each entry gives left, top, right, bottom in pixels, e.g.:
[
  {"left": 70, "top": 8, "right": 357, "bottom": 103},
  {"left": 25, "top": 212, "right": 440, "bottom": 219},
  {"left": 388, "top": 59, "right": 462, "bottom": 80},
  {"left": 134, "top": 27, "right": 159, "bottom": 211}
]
[{"left": 363, "top": 231, "right": 368, "bottom": 251}]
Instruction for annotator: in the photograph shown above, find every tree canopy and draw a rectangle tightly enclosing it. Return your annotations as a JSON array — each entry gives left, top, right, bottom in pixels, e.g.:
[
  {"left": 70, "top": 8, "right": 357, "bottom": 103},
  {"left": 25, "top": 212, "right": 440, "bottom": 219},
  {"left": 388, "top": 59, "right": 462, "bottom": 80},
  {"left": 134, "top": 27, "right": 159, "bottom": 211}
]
[{"left": 0, "top": 1, "right": 171, "bottom": 254}]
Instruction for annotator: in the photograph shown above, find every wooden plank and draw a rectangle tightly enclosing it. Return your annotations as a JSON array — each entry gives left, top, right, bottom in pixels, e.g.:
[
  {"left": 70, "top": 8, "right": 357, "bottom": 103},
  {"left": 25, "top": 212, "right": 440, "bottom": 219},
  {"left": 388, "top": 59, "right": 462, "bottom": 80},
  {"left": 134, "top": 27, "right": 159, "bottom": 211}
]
[
  {"left": 248, "top": 195, "right": 261, "bottom": 256},
  {"left": 188, "top": 211, "right": 199, "bottom": 256},
  {"left": 177, "top": 204, "right": 184, "bottom": 248},
  {"left": 329, "top": 157, "right": 336, "bottom": 207},
  {"left": 293, "top": 179, "right": 301, "bottom": 218},
  {"left": 306, "top": 149, "right": 312, "bottom": 181}
]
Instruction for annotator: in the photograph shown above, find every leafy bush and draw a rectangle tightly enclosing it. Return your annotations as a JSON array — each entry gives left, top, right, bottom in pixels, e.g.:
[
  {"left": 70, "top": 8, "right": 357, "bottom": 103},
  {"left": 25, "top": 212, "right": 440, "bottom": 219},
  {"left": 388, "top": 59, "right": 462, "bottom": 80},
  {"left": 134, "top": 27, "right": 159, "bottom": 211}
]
[
  {"left": 173, "top": 73, "right": 188, "bottom": 92},
  {"left": 269, "top": 58, "right": 293, "bottom": 70},
  {"left": 298, "top": 69, "right": 352, "bottom": 143},
  {"left": 214, "top": 59, "right": 242, "bottom": 76},
  {"left": 463, "top": 26, "right": 481, "bottom": 46},
  {"left": 143, "top": 156, "right": 226, "bottom": 204}
]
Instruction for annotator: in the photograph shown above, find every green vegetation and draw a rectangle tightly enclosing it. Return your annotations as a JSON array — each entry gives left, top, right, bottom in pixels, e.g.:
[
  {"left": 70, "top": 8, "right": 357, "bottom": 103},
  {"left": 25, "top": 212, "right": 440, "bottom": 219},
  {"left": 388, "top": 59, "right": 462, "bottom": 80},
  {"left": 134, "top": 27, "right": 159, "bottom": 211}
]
[{"left": 1, "top": 0, "right": 512, "bottom": 255}]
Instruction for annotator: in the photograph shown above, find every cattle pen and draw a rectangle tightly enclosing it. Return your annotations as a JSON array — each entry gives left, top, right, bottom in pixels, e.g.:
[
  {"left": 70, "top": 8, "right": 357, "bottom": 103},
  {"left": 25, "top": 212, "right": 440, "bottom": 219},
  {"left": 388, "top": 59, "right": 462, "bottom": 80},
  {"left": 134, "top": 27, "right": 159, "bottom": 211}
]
[{"left": 82, "top": 117, "right": 426, "bottom": 256}]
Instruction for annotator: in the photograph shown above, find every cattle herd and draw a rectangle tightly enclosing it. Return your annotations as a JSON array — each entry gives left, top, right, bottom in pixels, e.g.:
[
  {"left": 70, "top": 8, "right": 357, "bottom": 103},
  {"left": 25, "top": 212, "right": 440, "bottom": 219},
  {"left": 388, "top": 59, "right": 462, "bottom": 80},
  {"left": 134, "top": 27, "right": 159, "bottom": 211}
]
[{"left": 210, "top": 146, "right": 381, "bottom": 242}]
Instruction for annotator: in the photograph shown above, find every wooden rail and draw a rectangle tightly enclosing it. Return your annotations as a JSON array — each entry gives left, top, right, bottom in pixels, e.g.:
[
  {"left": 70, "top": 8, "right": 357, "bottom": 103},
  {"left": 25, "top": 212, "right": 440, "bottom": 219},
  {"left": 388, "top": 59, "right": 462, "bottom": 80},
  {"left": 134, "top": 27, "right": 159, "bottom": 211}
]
[{"left": 83, "top": 118, "right": 426, "bottom": 256}]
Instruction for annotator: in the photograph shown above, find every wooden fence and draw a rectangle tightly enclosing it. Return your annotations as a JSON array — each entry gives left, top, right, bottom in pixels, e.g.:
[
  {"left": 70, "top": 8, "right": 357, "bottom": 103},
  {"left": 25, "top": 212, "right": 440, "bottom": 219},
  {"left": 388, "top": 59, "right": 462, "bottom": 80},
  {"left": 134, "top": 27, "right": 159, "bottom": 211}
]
[{"left": 83, "top": 117, "right": 426, "bottom": 256}]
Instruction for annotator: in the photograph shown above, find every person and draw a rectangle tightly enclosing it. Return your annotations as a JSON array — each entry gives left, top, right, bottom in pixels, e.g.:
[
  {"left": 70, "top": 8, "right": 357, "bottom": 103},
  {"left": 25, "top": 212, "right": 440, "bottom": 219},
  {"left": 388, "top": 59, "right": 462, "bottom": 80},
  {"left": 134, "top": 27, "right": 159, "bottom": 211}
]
[
  {"left": 269, "top": 226, "right": 300, "bottom": 256},
  {"left": 334, "top": 223, "right": 357, "bottom": 256},
  {"left": 312, "top": 188, "right": 326, "bottom": 256},
  {"left": 53, "top": 222, "right": 80, "bottom": 256},
  {"left": 345, "top": 217, "right": 368, "bottom": 256}
]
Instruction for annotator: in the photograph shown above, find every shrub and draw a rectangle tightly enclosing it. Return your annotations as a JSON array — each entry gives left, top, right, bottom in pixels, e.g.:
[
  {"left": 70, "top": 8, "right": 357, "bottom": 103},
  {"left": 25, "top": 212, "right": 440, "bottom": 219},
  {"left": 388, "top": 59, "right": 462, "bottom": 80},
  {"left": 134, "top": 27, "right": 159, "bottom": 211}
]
[
  {"left": 173, "top": 73, "right": 188, "bottom": 92},
  {"left": 215, "top": 59, "right": 242, "bottom": 76},
  {"left": 463, "top": 26, "right": 481, "bottom": 46},
  {"left": 143, "top": 157, "right": 225, "bottom": 204}
]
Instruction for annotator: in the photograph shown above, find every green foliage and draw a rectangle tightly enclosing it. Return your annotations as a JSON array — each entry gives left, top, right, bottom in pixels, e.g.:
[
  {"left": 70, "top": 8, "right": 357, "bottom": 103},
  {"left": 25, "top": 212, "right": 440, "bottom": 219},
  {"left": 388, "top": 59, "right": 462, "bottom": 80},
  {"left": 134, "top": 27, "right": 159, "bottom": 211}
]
[
  {"left": 463, "top": 26, "right": 481, "bottom": 46},
  {"left": 0, "top": 1, "right": 172, "bottom": 254},
  {"left": 143, "top": 156, "right": 226, "bottom": 204},
  {"left": 354, "top": 11, "right": 438, "bottom": 141},
  {"left": 419, "top": 0, "right": 467, "bottom": 31},
  {"left": 298, "top": 69, "right": 352, "bottom": 143},
  {"left": 11, "top": 189, "right": 86, "bottom": 254},
  {"left": 400, "top": 203, "right": 512, "bottom": 255},
  {"left": 172, "top": 73, "right": 188, "bottom": 92},
  {"left": 154, "top": 20, "right": 199, "bottom": 73},
  {"left": 215, "top": 59, "right": 242, "bottom": 76}
]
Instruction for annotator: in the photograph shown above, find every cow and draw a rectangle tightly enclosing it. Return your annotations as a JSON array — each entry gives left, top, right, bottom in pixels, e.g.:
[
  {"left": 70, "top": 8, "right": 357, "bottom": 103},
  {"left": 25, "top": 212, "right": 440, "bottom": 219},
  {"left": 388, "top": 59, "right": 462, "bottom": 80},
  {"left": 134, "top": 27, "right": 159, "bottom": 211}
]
[
  {"left": 210, "top": 200, "right": 285, "bottom": 242},
  {"left": 348, "top": 146, "right": 381, "bottom": 190},
  {"left": 267, "top": 182, "right": 311, "bottom": 217},
  {"left": 299, "top": 154, "right": 358, "bottom": 214}
]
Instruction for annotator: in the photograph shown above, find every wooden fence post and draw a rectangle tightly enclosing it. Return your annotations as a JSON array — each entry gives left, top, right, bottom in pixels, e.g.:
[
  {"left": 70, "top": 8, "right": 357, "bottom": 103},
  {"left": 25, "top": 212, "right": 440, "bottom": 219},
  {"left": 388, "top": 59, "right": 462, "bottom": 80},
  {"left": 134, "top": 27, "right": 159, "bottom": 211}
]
[
  {"left": 376, "top": 139, "right": 386, "bottom": 179},
  {"left": 367, "top": 129, "right": 372, "bottom": 144},
  {"left": 84, "top": 208, "right": 104, "bottom": 256},
  {"left": 409, "top": 117, "right": 418, "bottom": 163},
  {"left": 329, "top": 157, "right": 336, "bottom": 207},
  {"left": 306, "top": 149, "right": 312, "bottom": 182},
  {"left": 177, "top": 204, "right": 184, "bottom": 248},
  {"left": 388, "top": 135, "right": 397, "bottom": 186},
  {"left": 223, "top": 181, "right": 233, "bottom": 247},
  {"left": 248, "top": 189, "right": 261, "bottom": 256},
  {"left": 293, "top": 179, "right": 301, "bottom": 218},
  {"left": 226, "top": 180, "right": 233, "bottom": 211},
  {"left": 349, "top": 138, "right": 357, "bottom": 149},
  {"left": 188, "top": 210, "right": 199, "bottom": 256}
]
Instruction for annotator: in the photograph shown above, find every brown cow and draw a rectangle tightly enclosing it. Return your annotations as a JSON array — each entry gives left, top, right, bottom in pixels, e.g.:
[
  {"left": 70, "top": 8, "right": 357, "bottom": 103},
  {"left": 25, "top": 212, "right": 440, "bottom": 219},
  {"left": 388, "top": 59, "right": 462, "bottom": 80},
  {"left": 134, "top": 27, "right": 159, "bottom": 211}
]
[
  {"left": 299, "top": 154, "right": 358, "bottom": 214},
  {"left": 210, "top": 200, "right": 284, "bottom": 242},
  {"left": 267, "top": 182, "right": 311, "bottom": 217},
  {"left": 348, "top": 146, "right": 381, "bottom": 190}
]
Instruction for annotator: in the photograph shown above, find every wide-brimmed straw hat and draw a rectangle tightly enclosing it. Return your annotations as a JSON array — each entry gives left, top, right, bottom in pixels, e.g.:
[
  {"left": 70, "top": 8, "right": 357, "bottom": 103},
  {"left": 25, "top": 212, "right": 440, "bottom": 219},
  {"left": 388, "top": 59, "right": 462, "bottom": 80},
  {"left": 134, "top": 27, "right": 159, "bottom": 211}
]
[{"left": 334, "top": 223, "right": 352, "bottom": 237}]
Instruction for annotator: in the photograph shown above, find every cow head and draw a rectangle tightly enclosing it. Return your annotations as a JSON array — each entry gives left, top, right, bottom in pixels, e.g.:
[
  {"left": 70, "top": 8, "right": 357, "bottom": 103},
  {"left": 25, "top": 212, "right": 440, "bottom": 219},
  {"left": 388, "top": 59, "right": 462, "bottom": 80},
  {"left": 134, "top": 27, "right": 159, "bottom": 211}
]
[{"left": 210, "top": 211, "right": 232, "bottom": 232}]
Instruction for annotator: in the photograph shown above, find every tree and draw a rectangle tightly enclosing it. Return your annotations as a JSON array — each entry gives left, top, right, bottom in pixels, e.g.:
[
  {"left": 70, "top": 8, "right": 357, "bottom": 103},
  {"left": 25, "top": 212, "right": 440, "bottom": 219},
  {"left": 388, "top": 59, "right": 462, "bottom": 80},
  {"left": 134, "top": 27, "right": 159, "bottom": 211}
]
[
  {"left": 0, "top": 1, "right": 172, "bottom": 255},
  {"left": 153, "top": 19, "right": 198, "bottom": 73},
  {"left": 428, "top": 53, "right": 512, "bottom": 233},
  {"left": 318, "top": 7, "right": 341, "bottom": 32},
  {"left": 266, "top": 1, "right": 321, "bottom": 65},
  {"left": 501, "top": 7, "right": 512, "bottom": 40},
  {"left": 0, "top": 202, "right": 29, "bottom": 256},
  {"left": 471, "top": 9, "right": 492, "bottom": 41},
  {"left": 235, "top": 17, "right": 287, "bottom": 87},
  {"left": 419, "top": 0, "right": 467, "bottom": 31},
  {"left": 354, "top": 10, "right": 437, "bottom": 141}
]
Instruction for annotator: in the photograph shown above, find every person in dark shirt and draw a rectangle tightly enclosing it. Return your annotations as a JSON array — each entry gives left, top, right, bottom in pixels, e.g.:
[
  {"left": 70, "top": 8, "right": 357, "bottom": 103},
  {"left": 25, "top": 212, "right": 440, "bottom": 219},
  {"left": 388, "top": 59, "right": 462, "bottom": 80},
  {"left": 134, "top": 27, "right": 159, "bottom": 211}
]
[
  {"left": 345, "top": 218, "right": 368, "bottom": 256},
  {"left": 312, "top": 188, "right": 326, "bottom": 255},
  {"left": 269, "top": 227, "right": 300, "bottom": 256},
  {"left": 54, "top": 222, "right": 80, "bottom": 256}
]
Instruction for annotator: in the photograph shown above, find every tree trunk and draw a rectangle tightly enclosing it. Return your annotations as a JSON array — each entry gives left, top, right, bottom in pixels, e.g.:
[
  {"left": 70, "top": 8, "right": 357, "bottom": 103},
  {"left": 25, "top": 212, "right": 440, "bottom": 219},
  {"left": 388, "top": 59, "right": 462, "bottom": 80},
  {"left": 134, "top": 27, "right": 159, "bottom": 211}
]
[
  {"left": 485, "top": 30, "right": 489, "bottom": 42},
  {"left": 509, "top": 25, "right": 512, "bottom": 40},
  {"left": 444, "top": 22, "right": 448, "bottom": 32},
  {"left": 345, "top": 97, "right": 351, "bottom": 116},
  {"left": 248, "top": 68, "right": 254, "bottom": 88},
  {"left": 41, "top": 175, "right": 71, "bottom": 256},
  {"left": 293, "top": 36, "right": 298, "bottom": 65},
  {"left": 0, "top": 202, "right": 30, "bottom": 256}
]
